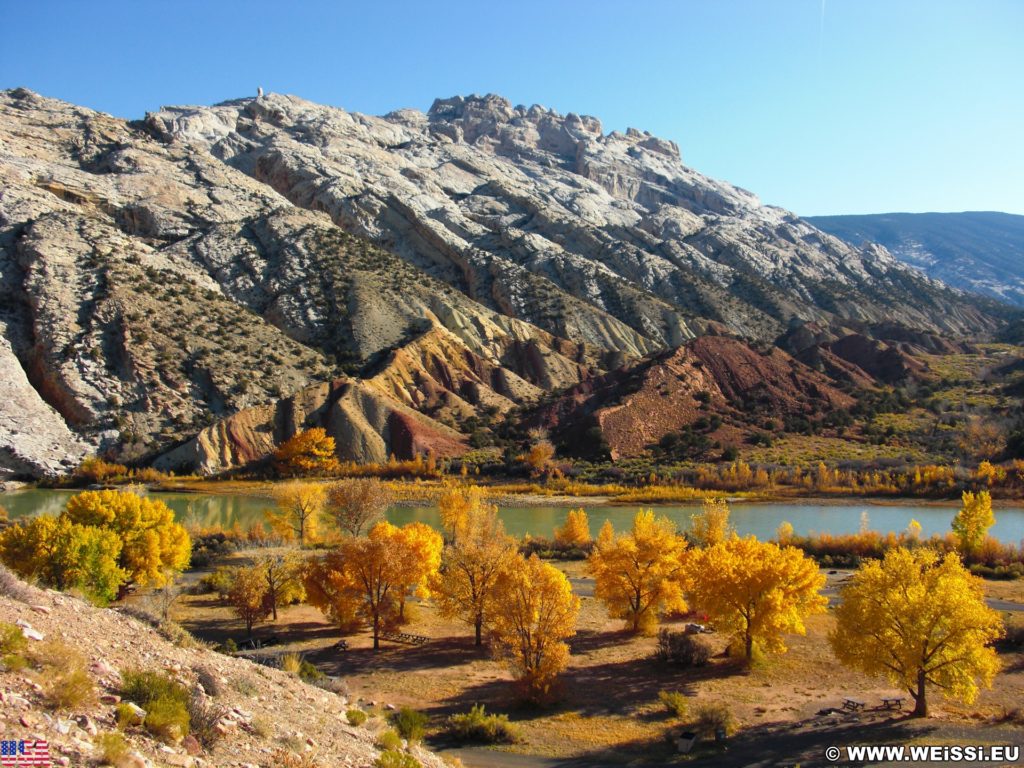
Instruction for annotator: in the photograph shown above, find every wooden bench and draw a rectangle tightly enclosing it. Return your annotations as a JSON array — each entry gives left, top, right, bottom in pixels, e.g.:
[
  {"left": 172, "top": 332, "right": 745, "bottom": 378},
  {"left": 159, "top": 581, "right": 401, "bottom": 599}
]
[
  {"left": 379, "top": 631, "right": 428, "bottom": 646},
  {"left": 881, "top": 697, "right": 905, "bottom": 710},
  {"left": 842, "top": 698, "right": 866, "bottom": 712}
]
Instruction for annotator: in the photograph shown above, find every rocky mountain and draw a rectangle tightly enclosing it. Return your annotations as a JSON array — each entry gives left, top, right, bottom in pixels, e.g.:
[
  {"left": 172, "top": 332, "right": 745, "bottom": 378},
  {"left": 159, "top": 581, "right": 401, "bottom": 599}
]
[
  {"left": 807, "top": 211, "right": 1024, "bottom": 307},
  {"left": 0, "top": 87, "right": 1005, "bottom": 477}
]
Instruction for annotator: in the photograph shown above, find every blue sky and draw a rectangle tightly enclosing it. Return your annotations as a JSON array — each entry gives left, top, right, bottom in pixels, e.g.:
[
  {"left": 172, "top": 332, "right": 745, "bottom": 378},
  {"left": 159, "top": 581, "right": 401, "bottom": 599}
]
[{"left": 2, "top": 0, "right": 1021, "bottom": 216}]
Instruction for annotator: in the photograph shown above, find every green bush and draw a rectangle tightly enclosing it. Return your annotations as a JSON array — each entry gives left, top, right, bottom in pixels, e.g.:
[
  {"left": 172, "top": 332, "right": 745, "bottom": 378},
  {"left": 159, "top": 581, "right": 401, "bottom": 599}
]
[
  {"left": 374, "top": 751, "right": 421, "bottom": 768},
  {"left": 346, "top": 709, "right": 368, "bottom": 726},
  {"left": 94, "top": 732, "right": 129, "bottom": 764},
  {"left": 376, "top": 729, "right": 403, "bottom": 751},
  {"left": 298, "top": 659, "right": 326, "bottom": 683},
  {"left": 658, "top": 690, "right": 688, "bottom": 718},
  {"left": 390, "top": 707, "right": 427, "bottom": 743},
  {"left": 375, "top": 751, "right": 420, "bottom": 768},
  {"left": 120, "top": 669, "right": 191, "bottom": 742},
  {"left": 0, "top": 621, "right": 27, "bottom": 669},
  {"left": 447, "top": 704, "right": 519, "bottom": 744},
  {"left": 116, "top": 702, "right": 144, "bottom": 729}
]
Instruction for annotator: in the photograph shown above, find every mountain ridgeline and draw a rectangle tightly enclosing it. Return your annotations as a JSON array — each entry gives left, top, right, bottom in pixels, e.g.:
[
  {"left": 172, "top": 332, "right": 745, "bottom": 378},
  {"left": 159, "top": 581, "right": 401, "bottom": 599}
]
[
  {"left": 0, "top": 87, "right": 1010, "bottom": 478},
  {"left": 808, "top": 211, "right": 1024, "bottom": 308}
]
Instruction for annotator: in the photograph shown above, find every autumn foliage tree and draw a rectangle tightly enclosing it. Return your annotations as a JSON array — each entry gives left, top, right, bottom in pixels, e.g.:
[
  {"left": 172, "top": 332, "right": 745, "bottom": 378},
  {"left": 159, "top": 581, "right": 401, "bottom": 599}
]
[
  {"left": 432, "top": 488, "right": 518, "bottom": 645},
  {"left": 62, "top": 490, "right": 191, "bottom": 587},
  {"left": 951, "top": 490, "right": 995, "bottom": 556},
  {"left": 272, "top": 427, "right": 340, "bottom": 477},
  {"left": 228, "top": 565, "right": 273, "bottom": 638},
  {"left": 391, "top": 522, "right": 443, "bottom": 622},
  {"left": 304, "top": 521, "right": 442, "bottom": 649},
  {"left": 830, "top": 548, "right": 1003, "bottom": 717},
  {"left": 326, "top": 478, "right": 392, "bottom": 537},
  {"left": 0, "top": 515, "right": 126, "bottom": 603},
  {"left": 688, "top": 497, "right": 733, "bottom": 547},
  {"left": 686, "top": 536, "right": 826, "bottom": 661},
  {"left": 255, "top": 552, "right": 306, "bottom": 621},
  {"left": 489, "top": 553, "right": 580, "bottom": 703},
  {"left": 587, "top": 510, "right": 689, "bottom": 634},
  {"left": 267, "top": 481, "right": 326, "bottom": 545},
  {"left": 554, "top": 508, "right": 591, "bottom": 548}
]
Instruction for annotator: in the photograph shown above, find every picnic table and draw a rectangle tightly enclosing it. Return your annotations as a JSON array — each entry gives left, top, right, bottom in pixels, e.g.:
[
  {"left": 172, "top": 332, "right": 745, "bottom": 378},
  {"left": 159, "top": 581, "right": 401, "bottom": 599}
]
[
  {"left": 881, "top": 697, "right": 905, "bottom": 710},
  {"left": 379, "top": 630, "right": 428, "bottom": 646},
  {"left": 842, "top": 698, "right": 867, "bottom": 712}
]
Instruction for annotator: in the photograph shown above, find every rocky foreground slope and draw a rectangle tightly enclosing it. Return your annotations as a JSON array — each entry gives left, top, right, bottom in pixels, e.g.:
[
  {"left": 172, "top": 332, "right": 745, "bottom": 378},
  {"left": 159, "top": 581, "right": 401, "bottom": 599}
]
[
  {"left": 0, "top": 87, "right": 1005, "bottom": 477},
  {"left": 0, "top": 569, "right": 446, "bottom": 768}
]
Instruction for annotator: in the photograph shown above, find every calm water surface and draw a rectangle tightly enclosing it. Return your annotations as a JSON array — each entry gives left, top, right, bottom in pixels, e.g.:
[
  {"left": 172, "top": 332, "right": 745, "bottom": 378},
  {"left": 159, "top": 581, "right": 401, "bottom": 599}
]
[{"left": 3, "top": 489, "right": 1023, "bottom": 543}]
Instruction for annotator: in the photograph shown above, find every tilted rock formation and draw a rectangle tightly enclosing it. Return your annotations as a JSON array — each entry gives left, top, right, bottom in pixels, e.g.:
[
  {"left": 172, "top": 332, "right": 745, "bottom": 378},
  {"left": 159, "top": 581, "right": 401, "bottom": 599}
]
[{"left": 532, "top": 336, "right": 856, "bottom": 460}]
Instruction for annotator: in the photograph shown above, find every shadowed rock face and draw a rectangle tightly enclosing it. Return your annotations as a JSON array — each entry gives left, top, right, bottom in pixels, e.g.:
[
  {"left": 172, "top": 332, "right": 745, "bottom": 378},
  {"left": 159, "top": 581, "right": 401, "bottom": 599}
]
[{"left": 0, "top": 87, "right": 1002, "bottom": 476}]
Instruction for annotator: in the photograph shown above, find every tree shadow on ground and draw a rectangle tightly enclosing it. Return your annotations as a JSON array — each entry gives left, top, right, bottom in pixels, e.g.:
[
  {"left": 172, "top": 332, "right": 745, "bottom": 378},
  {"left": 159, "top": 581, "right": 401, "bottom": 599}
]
[
  {"left": 438, "top": 652, "right": 747, "bottom": 726},
  {"left": 554, "top": 713, "right": 938, "bottom": 767},
  {"left": 315, "top": 634, "right": 492, "bottom": 678}
]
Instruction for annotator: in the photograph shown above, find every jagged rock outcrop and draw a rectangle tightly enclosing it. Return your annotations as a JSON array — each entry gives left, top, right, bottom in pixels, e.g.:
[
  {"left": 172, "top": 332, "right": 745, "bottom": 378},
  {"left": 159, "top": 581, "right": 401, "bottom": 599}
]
[
  {"left": 147, "top": 91, "right": 997, "bottom": 345},
  {"left": 531, "top": 336, "right": 856, "bottom": 460}
]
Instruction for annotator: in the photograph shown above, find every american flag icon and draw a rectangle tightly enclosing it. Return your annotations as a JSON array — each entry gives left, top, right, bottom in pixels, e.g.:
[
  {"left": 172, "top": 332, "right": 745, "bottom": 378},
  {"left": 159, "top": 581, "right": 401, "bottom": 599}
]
[{"left": 0, "top": 739, "right": 50, "bottom": 766}]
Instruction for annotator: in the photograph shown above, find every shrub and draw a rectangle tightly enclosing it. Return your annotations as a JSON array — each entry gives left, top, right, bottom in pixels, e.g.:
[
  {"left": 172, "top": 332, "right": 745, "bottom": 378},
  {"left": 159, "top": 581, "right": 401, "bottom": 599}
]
[
  {"left": 298, "top": 659, "right": 326, "bottom": 683},
  {"left": 691, "top": 702, "right": 736, "bottom": 737},
  {"left": 121, "top": 669, "right": 191, "bottom": 742},
  {"left": 658, "top": 690, "right": 688, "bottom": 718},
  {"left": 187, "top": 693, "right": 227, "bottom": 749},
  {"left": 198, "top": 566, "right": 237, "bottom": 600},
  {"left": 375, "top": 751, "right": 421, "bottom": 768},
  {"left": 116, "top": 702, "right": 144, "bottom": 729},
  {"left": 346, "top": 709, "right": 368, "bottom": 726},
  {"left": 376, "top": 729, "right": 403, "bottom": 751},
  {"left": 656, "top": 630, "right": 711, "bottom": 667},
  {"left": 145, "top": 696, "right": 191, "bottom": 742},
  {"left": 447, "top": 704, "right": 520, "bottom": 744},
  {"left": 0, "top": 622, "right": 26, "bottom": 651},
  {"left": 94, "top": 732, "right": 129, "bottom": 764},
  {"left": 0, "top": 563, "right": 36, "bottom": 602},
  {"left": 390, "top": 707, "right": 428, "bottom": 743},
  {"left": 33, "top": 642, "right": 96, "bottom": 711},
  {"left": 280, "top": 652, "right": 302, "bottom": 675}
]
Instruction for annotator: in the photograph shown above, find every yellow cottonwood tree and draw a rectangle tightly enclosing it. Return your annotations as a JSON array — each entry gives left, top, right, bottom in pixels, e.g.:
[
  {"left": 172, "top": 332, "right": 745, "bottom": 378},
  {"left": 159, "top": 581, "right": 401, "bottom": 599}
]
[
  {"left": 554, "top": 508, "right": 591, "bottom": 548},
  {"left": 438, "top": 484, "right": 486, "bottom": 543},
  {"left": 63, "top": 490, "right": 190, "bottom": 586},
  {"left": 390, "top": 521, "right": 443, "bottom": 622},
  {"left": 272, "top": 427, "right": 339, "bottom": 477},
  {"left": 432, "top": 494, "right": 518, "bottom": 645},
  {"left": 490, "top": 553, "right": 580, "bottom": 702},
  {"left": 587, "top": 510, "right": 689, "bottom": 634},
  {"left": 951, "top": 490, "right": 995, "bottom": 555},
  {"left": 689, "top": 497, "right": 733, "bottom": 547},
  {"left": 268, "top": 481, "right": 326, "bottom": 545},
  {"left": 0, "top": 515, "right": 126, "bottom": 603},
  {"left": 305, "top": 521, "right": 440, "bottom": 649},
  {"left": 686, "top": 536, "right": 826, "bottom": 661},
  {"left": 830, "top": 548, "right": 1003, "bottom": 717}
]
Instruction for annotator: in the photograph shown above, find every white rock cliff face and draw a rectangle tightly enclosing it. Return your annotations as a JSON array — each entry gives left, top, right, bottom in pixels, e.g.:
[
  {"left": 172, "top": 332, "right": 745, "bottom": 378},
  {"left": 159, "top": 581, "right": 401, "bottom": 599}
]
[{"left": 0, "top": 88, "right": 999, "bottom": 477}]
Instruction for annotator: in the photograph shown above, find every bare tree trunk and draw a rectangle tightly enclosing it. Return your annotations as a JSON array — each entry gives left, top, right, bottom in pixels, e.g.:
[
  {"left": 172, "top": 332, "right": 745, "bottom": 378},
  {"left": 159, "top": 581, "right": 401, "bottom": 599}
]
[
  {"left": 912, "top": 670, "right": 928, "bottom": 717},
  {"left": 475, "top": 614, "right": 483, "bottom": 646},
  {"left": 372, "top": 610, "right": 380, "bottom": 650}
]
